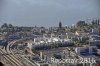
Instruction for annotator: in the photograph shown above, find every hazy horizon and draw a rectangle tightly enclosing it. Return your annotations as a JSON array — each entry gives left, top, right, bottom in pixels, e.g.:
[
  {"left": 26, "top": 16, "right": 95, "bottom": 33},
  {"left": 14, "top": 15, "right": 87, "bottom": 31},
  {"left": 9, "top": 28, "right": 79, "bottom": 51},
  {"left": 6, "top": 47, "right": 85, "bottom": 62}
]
[{"left": 0, "top": 0, "right": 100, "bottom": 27}]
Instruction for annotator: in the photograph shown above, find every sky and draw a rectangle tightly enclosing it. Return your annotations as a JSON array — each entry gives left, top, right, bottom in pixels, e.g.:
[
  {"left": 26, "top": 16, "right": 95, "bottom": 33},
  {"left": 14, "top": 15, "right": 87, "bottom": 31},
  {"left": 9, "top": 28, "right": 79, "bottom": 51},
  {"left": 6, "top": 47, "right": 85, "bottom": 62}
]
[{"left": 0, "top": 0, "right": 100, "bottom": 27}]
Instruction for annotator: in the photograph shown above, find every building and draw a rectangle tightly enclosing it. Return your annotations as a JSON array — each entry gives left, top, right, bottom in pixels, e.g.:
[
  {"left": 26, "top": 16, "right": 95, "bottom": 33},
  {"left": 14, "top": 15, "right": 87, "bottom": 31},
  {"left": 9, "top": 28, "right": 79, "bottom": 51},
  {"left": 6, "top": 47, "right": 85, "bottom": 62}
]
[{"left": 75, "top": 46, "right": 97, "bottom": 55}]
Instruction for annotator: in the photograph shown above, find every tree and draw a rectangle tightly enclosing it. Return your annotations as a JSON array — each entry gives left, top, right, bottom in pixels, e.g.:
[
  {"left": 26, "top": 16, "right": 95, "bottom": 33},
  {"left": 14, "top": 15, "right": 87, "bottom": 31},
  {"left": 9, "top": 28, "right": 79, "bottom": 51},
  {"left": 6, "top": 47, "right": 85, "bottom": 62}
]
[
  {"left": 8, "top": 24, "right": 13, "bottom": 28},
  {"left": 59, "top": 21, "right": 62, "bottom": 28},
  {"left": 25, "top": 50, "right": 28, "bottom": 54},
  {"left": 76, "top": 21, "right": 86, "bottom": 27},
  {"left": 1, "top": 23, "right": 8, "bottom": 28},
  {"left": 31, "top": 49, "right": 39, "bottom": 54},
  {"left": 0, "top": 62, "right": 4, "bottom": 66}
]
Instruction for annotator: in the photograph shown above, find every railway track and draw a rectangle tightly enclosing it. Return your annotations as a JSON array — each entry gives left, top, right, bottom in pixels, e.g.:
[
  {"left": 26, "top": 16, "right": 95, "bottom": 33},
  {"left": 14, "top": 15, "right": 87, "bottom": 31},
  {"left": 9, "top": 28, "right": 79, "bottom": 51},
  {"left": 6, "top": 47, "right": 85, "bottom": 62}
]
[
  {"left": 6, "top": 39, "right": 37, "bottom": 66},
  {"left": 0, "top": 48, "right": 22, "bottom": 66}
]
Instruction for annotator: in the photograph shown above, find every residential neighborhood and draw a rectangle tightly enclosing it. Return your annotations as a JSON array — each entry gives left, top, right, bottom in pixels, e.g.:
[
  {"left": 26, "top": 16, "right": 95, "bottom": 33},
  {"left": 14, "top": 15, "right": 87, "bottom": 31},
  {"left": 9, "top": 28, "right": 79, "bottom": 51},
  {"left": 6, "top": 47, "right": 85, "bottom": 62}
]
[{"left": 0, "top": 19, "right": 100, "bottom": 66}]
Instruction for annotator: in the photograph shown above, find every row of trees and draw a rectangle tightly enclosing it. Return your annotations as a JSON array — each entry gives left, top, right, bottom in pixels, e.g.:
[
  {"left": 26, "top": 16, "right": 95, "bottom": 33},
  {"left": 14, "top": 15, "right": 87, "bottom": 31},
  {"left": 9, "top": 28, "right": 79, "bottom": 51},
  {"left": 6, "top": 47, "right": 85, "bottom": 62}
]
[{"left": 1, "top": 23, "right": 13, "bottom": 28}]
